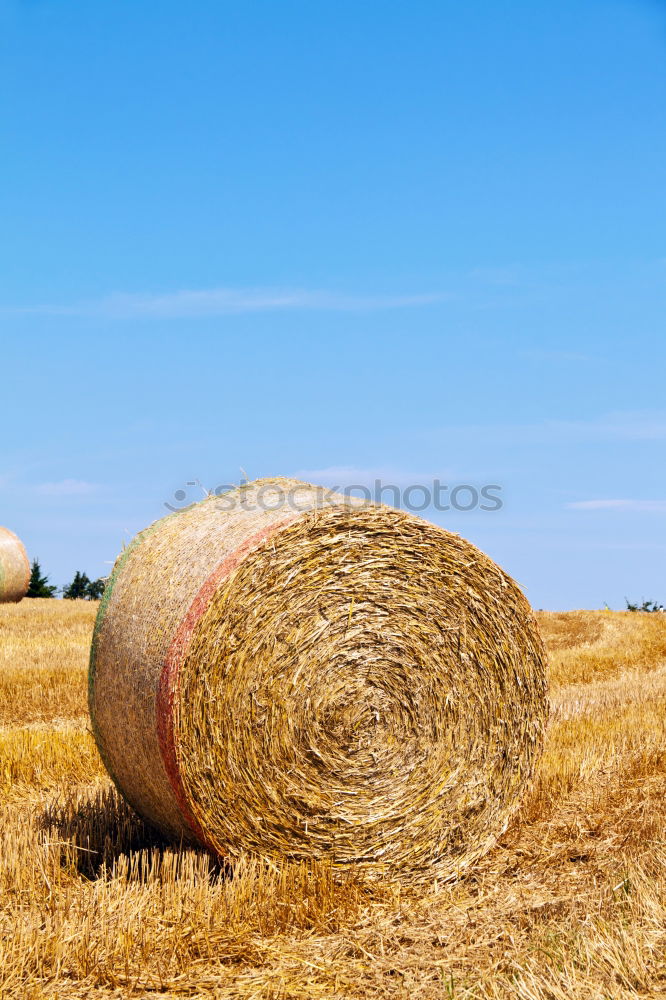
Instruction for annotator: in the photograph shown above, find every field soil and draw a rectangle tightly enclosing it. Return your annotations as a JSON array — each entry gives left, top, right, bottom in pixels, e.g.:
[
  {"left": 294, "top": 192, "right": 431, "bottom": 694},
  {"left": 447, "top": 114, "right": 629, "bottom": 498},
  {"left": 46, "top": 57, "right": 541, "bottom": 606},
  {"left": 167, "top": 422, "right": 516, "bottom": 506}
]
[{"left": 1, "top": 600, "right": 665, "bottom": 999}]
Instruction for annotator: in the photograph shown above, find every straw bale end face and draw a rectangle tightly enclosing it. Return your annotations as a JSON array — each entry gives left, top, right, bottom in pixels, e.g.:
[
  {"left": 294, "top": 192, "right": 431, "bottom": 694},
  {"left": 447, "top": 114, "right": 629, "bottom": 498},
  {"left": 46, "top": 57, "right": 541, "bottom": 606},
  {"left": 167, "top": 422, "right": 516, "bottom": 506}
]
[
  {"left": 0, "top": 527, "right": 30, "bottom": 603},
  {"left": 89, "top": 478, "right": 547, "bottom": 882}
]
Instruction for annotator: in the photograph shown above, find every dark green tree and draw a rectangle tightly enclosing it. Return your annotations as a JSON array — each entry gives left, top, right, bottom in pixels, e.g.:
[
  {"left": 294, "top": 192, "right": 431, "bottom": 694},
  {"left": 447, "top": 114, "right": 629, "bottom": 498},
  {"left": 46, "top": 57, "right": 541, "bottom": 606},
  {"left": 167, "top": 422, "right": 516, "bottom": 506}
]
[
  {"left": 625, "top": 598, "right": 664, "bottom": 612},
  {"left": 86, "top": 578, "right": 106, "bottom": 600},
  {"left": 62, "top": 571, "right": 106, "bottom": 600},
  {"left": 63, "top": 571, "right": 91, "bottom": 600},
  {"left": 26, "top": 559, "right": 58, "bottom": 598}
]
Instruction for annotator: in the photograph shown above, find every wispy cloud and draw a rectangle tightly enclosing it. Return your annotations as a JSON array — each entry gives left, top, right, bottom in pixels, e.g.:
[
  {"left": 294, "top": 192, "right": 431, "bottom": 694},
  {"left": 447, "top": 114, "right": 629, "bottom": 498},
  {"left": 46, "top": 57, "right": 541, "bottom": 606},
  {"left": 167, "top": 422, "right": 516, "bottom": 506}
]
[
  {"left": 549, "top": 413, "right": 666, "bottom": 441},
  {"left": 35, "top": 479, "right": 100, "bottom": 497},
  {"left": 468, "top": 266, "right": 521, "bottom": 287},
  {"left": 421, "top": 411, "right": 666, "bottom": 445},
  {"left": 3, "top": 287, "right": 448, "bottom": 320},
  {"left": 566, "top": 499, "right": 666, "bottom": 512},
  {"left": 293, "top": 465, "right": 458, "bottom": 489},
  {"left": 519, "top": 349, "right": 593, "bottom": 363}
]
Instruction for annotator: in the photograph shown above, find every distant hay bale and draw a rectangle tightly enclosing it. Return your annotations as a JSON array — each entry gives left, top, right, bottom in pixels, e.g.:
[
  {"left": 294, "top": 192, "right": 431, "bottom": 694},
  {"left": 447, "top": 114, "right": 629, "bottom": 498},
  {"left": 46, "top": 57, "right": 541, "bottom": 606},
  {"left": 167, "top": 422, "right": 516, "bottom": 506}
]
[
  {"left": 0, "top": 527, "right": 30, "bottom": 604},
  {"left": 89, "top": 478, "right": 547, "bottom": 882}
]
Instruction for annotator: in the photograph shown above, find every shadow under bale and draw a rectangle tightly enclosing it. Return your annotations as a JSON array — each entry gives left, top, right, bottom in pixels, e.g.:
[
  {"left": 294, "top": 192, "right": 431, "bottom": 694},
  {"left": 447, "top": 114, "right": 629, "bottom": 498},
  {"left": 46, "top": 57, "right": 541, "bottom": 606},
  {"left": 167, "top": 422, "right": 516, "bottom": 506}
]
[{"left": 40, "top": 785, "right": 226, "bottom": 882}]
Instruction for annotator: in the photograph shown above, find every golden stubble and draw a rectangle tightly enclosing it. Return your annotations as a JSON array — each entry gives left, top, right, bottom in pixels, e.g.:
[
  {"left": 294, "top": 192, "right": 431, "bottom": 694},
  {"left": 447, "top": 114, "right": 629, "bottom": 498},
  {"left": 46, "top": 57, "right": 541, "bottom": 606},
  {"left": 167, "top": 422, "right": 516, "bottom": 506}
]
[{"left": 1, "top": 599, "right": 665, "bottom": 998}]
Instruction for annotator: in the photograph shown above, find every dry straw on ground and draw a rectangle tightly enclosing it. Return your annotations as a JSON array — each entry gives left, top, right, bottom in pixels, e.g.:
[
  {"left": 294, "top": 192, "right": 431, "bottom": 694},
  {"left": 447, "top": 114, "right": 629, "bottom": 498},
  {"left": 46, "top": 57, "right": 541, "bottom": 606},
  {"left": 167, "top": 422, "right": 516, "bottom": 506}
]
[
  {"left": 0, "top": 525, "right": 30, "bottom": 603},
  {"left": 89, "top": 478, "right": 547, "bottom": 882},
  {"left": 2, "top": 600, "right": 666, "bottom": 997}
]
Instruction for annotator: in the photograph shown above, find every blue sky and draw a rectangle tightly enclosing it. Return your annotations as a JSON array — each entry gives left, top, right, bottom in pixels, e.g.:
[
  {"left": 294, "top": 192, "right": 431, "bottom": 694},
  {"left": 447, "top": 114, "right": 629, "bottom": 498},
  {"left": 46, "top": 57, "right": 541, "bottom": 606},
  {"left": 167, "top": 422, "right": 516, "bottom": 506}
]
[{"left": 1, "top": 0, "right": 665, "bottom": 608}]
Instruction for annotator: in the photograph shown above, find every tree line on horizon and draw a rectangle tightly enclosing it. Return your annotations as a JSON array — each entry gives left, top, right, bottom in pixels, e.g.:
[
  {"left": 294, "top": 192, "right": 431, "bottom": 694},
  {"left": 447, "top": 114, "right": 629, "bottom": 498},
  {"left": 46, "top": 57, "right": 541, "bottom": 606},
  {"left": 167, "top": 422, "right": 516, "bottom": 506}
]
[
  {"left": 26, "top": 560, "right": 106, "bottom": 600},
  {"left": 23, "top": 559, "right": 664, "bottom": 611}
]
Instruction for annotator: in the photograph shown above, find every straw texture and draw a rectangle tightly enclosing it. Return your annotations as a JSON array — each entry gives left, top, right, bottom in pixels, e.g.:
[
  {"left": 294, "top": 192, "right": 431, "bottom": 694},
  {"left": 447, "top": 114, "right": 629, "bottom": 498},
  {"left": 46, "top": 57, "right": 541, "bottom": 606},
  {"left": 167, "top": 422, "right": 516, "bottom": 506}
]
[
  {"left": 89, "top": 478, "right": 547, "bottom": 881},
  {"left": 0, "top": 526, "right": 30, "bottom": 604}
]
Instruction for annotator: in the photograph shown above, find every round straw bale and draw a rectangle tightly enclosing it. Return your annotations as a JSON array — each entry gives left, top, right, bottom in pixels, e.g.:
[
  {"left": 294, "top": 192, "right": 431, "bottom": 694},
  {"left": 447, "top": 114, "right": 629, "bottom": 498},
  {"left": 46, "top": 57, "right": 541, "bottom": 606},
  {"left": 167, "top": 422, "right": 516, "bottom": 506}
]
[
  {"left": 0, "top": 526, "right": 30, "bottom": 604},
  {"left": 89, "top": 478, "right": 547, "bottom": 881}
]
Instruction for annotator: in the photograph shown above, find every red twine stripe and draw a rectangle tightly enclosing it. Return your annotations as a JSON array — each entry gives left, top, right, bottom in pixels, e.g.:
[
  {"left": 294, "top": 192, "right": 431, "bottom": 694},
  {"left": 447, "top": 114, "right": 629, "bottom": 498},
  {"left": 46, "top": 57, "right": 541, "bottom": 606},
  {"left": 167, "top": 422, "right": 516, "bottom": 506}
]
[{"left": 156, "top": 517, "right": 298, "bottom": 853}]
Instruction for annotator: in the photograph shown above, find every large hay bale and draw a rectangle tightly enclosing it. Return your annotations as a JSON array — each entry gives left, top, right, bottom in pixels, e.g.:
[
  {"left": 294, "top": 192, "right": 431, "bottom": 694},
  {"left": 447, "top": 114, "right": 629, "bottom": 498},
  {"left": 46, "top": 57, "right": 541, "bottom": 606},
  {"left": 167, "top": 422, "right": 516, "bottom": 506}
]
[
  {"left": 0, "top": 526, "right": 30, "bottom": 604},
  {"left": 89, "top": 478, "right": 547, "bottom": 881}
]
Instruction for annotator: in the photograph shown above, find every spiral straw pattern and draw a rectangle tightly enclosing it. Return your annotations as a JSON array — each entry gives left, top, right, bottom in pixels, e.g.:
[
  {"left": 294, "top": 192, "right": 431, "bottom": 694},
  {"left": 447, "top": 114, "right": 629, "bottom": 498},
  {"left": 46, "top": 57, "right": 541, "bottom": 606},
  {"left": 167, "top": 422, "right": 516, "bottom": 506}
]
[
  {"left": 0, "top": 526, "right": 30, "bottom": 604},
  {"left": 89, "top": 479, "right": 547, "bottom": 881}
]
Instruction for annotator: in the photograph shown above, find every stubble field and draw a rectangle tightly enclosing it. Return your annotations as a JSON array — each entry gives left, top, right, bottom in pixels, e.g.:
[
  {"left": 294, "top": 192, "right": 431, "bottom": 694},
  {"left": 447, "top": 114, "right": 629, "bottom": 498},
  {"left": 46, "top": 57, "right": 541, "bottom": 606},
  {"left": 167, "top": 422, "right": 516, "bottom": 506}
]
[{"left": 0, "top": 600, "right": 665, "bottom": 999}]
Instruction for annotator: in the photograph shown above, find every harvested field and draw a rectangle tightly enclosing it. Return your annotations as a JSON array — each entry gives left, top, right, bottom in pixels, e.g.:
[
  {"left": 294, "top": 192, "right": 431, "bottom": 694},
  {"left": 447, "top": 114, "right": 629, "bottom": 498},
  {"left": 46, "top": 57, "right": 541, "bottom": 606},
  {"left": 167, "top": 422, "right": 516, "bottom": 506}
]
[{"left": 1, "top": 599, "right": 665, "bottom": 998}]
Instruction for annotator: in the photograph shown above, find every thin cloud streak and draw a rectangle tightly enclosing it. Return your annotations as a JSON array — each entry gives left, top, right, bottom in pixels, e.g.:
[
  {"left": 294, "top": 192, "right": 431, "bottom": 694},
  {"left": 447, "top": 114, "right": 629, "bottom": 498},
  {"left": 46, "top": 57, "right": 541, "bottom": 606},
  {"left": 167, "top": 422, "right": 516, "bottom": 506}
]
[
  {"left": 294, "top": 465, "right": 459, "bottom": 488},
  {"left": 35, "top": 479, "right": 100, "bottom": 497},
  {"left": 519, "top": 349, "right": 594, "bottom": 363},
  {"left": 3, "top": 287, "right": 448, "bottom": 319},
  {"left": 566, "top": 499, "right": 666, "bottom": 512},
  {"left": 421, "top": 411, "right": 666, "bottom": 444}
]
